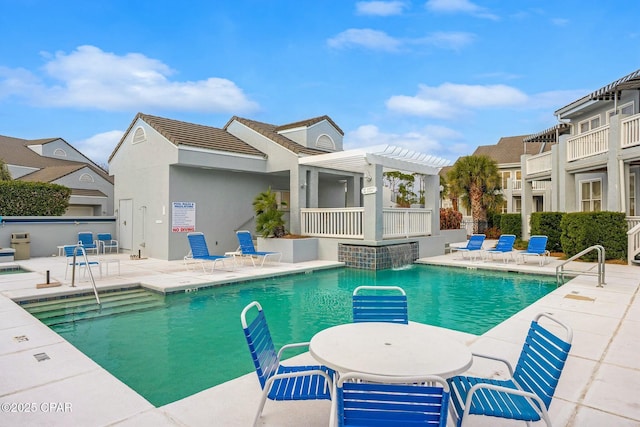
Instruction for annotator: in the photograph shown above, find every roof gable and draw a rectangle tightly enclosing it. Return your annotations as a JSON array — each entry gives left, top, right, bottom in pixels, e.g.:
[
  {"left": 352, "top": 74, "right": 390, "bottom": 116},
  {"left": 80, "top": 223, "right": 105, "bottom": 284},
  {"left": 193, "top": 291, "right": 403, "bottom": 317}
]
[{"left": 472, "top": 135, "right": 549, "bottom": 165}]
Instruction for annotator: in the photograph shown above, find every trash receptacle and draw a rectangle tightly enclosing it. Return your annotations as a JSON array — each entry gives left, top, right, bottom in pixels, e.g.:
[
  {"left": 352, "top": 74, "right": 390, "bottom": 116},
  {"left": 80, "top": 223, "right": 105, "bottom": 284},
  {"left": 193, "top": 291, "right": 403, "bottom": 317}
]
[{"left": 10, "top": 232, "right": 30, "bottom": 260}]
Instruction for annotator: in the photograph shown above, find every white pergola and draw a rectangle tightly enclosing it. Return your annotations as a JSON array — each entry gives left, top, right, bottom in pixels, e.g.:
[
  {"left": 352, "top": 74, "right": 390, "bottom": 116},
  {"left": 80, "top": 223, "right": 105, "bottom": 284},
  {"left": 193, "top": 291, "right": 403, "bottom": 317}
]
[{"left": 296, "top": 145, "right": 451, "bottom": 241}]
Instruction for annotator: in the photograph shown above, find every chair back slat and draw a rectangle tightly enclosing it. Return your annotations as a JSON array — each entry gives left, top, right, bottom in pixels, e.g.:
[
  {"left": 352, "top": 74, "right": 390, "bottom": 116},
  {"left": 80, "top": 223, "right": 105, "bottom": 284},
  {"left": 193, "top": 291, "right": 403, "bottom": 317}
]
[
  {"left": 513, "top": 319, "right": 572, "bottom": 408},
  {"left": 466, "top": 234, "right": 485, "bottom": 250},
  {"left": 494, "top": 235, "right": 516, "bottom": 252},
  {"left": 242, "top": 304, "right": 280, "bottom": 389},
  {"left": 338, "top": 374, "right": 449, "bottom": 427},
  {"left": 527, "top": 236, "right": 548, "bottom": 254},
  {"left": 78, "top": 232, "right": 97, "bottom": 249},
  {"left": 236, "top": 230, "right": 257, "bottom": 255},
  {"left": 352, "top": 286, "right": 408, "bottom": 324},
  {"left": 187, "top": 233, "right": 211, "bottom": 258}
]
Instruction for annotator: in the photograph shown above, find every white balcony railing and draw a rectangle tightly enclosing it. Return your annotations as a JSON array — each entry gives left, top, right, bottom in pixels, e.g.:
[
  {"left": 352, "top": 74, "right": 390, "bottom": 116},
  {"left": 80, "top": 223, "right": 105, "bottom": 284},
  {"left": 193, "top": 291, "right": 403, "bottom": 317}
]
[
  {"left": 511, "top": 180, "right": 550, "bottom": 191},
  {"left": 300, "top": 207, "right": 432, "bottom": 239},
  {"left": 567, "top": 125, "right": 609, "bottom": 161},
  {"left": 621, "top": 114, "right": 640, "bottom": 149},
  {"left": 526, "top": 151, "right": 552, "bottom": 175},
  {"left": 382, "top": 208, "right": 432, "bottom": 238}
]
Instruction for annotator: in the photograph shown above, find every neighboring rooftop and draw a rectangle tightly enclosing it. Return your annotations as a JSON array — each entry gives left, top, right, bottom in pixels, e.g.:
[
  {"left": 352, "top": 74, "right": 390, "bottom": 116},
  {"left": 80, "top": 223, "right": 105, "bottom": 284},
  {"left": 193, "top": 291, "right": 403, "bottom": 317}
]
[{"left": 472, "top": 135, "right": 551, "bottom": 165}]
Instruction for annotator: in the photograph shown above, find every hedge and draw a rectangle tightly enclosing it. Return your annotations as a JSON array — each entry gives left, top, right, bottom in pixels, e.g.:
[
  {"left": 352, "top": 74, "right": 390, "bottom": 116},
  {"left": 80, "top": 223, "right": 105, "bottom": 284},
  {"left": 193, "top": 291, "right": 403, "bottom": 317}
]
[
  {"left": 530, "top": 212, "right": 564, "bottom": 252},
  {"left": 560, "top": 211, "right": 627, "bottom": 261},
  {"left": 500, "top": 213, "right": 522, "bottom": 239},
  {"left": 0, "top": 181, "right": 71, "bottom": 216}
]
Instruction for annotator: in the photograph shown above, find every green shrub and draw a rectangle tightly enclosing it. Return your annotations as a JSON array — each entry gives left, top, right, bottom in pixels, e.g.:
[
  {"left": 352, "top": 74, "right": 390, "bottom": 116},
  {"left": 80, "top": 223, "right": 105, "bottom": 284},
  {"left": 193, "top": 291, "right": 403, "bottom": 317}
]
[
  {"left": 0, "top": 181, "right": 71, "bottom": 215},
  {"left": 440, "top": 208, "right": 462, "bottom": 230},
  {"left": 530, "top": 212, "right": 564, "bottom": 252},
  {"left": 500, "top": 214, "right": 522, "bottom": 239},
  {"left": 560, "top": 211, "right": 626, "bottom": 261},
  {"left": 488, "top": 212, "right": 502, "bottom": 229}
]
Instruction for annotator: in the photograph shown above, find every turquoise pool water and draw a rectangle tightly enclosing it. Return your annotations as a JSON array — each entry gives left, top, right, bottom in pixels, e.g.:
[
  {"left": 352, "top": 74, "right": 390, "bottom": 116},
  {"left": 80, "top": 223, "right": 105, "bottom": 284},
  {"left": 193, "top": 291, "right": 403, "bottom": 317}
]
[{"left": 30, "top": 265, "right": 556, "bottom": 407}]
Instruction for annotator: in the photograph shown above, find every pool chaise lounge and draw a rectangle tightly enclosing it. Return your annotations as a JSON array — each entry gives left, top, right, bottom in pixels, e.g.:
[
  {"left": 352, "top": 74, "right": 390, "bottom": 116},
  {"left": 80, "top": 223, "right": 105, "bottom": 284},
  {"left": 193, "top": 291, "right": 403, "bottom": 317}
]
[
  {"left": 450, "top": 234, "right": 485, "bottom": 261},
  {"left": 185, "top": 232, "right": 232, "bottom": 272},
  {"left": 236, "top": 230, "right": 282, "bottom": 267},
  {"left": 482, "top": 234, "right": 516, "bottom": 263}
]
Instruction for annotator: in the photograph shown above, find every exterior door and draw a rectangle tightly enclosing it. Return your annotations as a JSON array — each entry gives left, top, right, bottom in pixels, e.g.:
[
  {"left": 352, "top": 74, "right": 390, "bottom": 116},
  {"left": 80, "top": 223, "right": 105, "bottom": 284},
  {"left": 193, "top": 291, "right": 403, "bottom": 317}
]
[{"left": 119, "top": 199, "right": 133, "bottom": 250}]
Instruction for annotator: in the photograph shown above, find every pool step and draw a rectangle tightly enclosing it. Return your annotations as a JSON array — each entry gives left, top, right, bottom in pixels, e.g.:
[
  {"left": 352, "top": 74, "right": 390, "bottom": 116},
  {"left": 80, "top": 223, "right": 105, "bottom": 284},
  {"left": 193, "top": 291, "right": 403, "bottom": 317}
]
[{"left": 22, "top": 288, "right": 165, "bottom": 326}]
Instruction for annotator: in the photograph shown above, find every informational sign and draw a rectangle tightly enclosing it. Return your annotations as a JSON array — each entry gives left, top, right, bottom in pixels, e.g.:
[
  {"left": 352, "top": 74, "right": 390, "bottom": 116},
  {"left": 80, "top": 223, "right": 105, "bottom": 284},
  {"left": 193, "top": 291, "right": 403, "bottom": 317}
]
[
  {"left": 361, "top": 186, "right": 378, "bottom": 195},
  {"left": 172, "top": 202, "right": 196, "bottom": 232}
]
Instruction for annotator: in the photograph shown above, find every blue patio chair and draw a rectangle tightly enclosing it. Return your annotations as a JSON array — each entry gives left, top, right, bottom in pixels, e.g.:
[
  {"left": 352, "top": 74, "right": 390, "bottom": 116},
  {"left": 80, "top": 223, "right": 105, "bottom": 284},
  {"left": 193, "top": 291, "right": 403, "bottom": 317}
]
[
  {"left": 97, "top": 233, "right": 119, "bottom": 254},
  {"left": 334, "top": 372, "right": 450, "bottom": 427},
  {"left": 185, "top": 232, "right": 230, "bottom": 272},
  {"left": 450, "top": 234, "right": 485, "bottom": 260},
  {"left": 447, "top": 312, "right": 572, "bottom": 427},
  {"left": 352, "top": 285, "right": 408, "bottom": 324},
  {"left": 64, "top": 244, "right": 100, "bottom": 279},
  {"left": 519, "top": 235, "right": 550, "bottom": 266},
  {"left": 236, "top": 230, "right": 282, "bottom": 267},
  {"left": 77, "top": 231, "right": 98, "bottom": 255},
  {"left": 240, "top": 301, "right": 334, "bottom": 426},
  {"left": 482, "top": 234, "right": 516, "bottom": 263}
]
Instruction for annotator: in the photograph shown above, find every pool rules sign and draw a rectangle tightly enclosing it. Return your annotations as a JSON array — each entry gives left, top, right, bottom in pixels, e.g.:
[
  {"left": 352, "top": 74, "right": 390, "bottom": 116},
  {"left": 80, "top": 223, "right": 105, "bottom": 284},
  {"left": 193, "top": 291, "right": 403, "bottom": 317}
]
[{"left": 172, "top": 202, "right": 196, "bottom": 232}]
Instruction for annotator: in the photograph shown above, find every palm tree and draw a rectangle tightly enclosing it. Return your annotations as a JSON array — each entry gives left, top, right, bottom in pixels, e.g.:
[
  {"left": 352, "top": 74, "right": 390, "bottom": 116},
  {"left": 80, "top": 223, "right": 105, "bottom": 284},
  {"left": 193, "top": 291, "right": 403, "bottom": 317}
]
[
  {"left": 447, "top": 155, "right": 503, "bottom": 233},
  {"left": 0, "top": 158, "right": 11, "bottom": 181},
  {"left": 252, "top": 187, "right": 286, "bottom": 237}
]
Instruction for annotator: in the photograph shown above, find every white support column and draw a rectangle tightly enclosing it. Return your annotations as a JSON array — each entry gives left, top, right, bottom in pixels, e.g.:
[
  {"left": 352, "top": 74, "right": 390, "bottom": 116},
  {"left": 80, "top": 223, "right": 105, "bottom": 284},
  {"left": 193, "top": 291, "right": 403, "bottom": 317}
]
[
  {"left": 363, "top": 163, "right": 383, "bottom": 241},
  {"left": 424, "top": 174, "right": 440, "bottom": 235},
  {"left": 289, "top": 167, "right": 308, "bottom": 235}
]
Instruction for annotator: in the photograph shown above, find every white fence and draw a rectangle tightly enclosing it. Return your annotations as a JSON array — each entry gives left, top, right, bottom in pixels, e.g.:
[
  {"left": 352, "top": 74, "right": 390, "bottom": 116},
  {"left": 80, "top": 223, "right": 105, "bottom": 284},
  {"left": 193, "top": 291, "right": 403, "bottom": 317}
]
[
  {"left": 300, "top": 208, "right": 432, "bottom": 239},
  {"left": 621, "top": 114, "right": 640, "bottom": 149}
]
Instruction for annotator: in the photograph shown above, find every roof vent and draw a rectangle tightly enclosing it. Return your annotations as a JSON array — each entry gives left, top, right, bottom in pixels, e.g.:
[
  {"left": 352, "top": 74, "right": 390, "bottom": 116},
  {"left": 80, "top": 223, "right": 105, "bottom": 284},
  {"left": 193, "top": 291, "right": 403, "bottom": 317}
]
[{"left": 132, "top": 127, "right": 147, "bottom": 144}]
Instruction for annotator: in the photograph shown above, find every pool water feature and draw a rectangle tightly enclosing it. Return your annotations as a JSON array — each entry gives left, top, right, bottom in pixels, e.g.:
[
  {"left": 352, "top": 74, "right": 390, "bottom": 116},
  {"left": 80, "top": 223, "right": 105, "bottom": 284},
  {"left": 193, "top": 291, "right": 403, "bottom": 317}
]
[{"left": 23, "top": 265, "right": 556, "bottom": 407}]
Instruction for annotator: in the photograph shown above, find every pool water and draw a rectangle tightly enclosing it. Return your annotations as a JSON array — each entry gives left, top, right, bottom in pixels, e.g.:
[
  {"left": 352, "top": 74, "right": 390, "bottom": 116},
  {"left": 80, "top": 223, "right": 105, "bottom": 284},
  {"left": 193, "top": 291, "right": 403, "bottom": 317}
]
[{"left": 29, "top": 265, "right": 556, "bottom": 407}]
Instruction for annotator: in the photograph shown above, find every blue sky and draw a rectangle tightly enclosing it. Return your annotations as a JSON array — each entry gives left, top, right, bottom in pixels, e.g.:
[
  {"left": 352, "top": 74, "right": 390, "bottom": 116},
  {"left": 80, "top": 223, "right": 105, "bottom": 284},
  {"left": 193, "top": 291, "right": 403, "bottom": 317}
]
[{"left": 1, "top": 0, "right": 640, "bottom": 167}]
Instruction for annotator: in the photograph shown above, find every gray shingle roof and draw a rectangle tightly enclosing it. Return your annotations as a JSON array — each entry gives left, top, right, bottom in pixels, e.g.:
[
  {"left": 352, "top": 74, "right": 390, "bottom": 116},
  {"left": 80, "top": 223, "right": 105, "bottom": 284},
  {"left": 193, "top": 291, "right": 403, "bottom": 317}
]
[
  {"left": 225, "top": 116, "right": 329, "bottom": 155},
  {"left": 275, "top": 115, "right": 344, "bottom": 136},
  {"left": 0, "top": 135, "right": 112, "bottom": 183},
  {"left": 472, "top": 135, "right": 550, "bottom": 165}
]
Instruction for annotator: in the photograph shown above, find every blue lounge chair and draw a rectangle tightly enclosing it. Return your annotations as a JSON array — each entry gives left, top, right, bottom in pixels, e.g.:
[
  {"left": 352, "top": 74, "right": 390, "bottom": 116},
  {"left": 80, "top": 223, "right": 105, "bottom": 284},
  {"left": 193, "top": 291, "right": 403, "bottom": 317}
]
[
  {"left": 97, "top": 233, "right": 119, "bottom": 254},
  {"left": 240, "top": 301, "right": 334, "bottom": 426},
  {"left": 236, "top": 230, "right": 282, "bottom": 267},
  {"left": 448, "top": 313, "right": 572, "bottom": 427},
  {"left": 77, "top": 231, "right": 98, "bottom": 255},
  {"left": 352, "top": 285, "right": 408, "bottom": 324},
  {"left": 185, "top": 232, "right": 230, "bottom": 272},
  {"left": 450, "top": 234, "right": 485, "bottom": 260},
  {"left": 64, "top": 245, "right": 100, "bottom": 279},
  {"left": 482, "top": 234, "right": 516, "bottom": 263},
  {"left": 519, "top": 235, "right": 550, "bottom": 266},
  {"left": 334, "top": 372, "right": 450, "bottom": 427}
]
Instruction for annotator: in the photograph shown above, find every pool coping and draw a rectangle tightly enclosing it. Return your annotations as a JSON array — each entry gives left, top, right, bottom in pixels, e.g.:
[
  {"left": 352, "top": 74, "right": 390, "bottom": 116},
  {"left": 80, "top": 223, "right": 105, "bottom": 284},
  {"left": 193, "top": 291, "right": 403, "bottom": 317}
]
[{"left": 1, "top": 253, "right": 639, "bottom": 426}]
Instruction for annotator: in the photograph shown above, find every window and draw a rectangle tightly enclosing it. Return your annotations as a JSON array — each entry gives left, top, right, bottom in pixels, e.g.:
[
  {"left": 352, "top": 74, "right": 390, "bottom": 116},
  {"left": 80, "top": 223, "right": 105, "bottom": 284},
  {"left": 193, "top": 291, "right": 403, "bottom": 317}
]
[
  {"left": 578, "top": 115, "right": 601, "bottom": 133},
  {"left": 581, "top": 180, "right": 602, "bottom": 212},
  {"left": 274, "top": 190, "right": 290, "bottom": 211},
  {"left": 132, "top": 127, "right": 147, "bottom": 144},
  {"left": 501, "top": 171, "right": 511, "bottom": 189},
  {"left": 630, "top": 173, "right": 636, "bottom": 216},
  {"left": 500, "top": 200, "right": 507, "bottom": 214},
  {"left": 513, "top": 197, "right": 522, "bottom": 213},
  {"left": 607, "top": 102, "right": 635, "bottom": 123}
]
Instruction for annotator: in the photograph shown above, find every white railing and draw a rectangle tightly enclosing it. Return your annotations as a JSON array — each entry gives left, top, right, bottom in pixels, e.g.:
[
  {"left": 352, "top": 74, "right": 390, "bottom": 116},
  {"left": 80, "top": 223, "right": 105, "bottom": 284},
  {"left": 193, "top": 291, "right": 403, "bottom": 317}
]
[
  {"left": 567, "top": 125, "right": 609, "bottom": 161},
  {"left": 621, "top": 114, "right": 640, "bottom": 149},
  {"left": 526, "top": 151, "right": 552, "bottom": 175},
  {"left": 511, "top": 180, "right": 550, "bottom": 191},
  {"left": 626, "top": 216, "right": 640, "bottom": 230},
  {"left": 300, "top": 207, "right": 432, "bottom": 239},
  {"left": 383, "top": 208, "right": 432, "bottom": 238},
  {"left": 301, "top": 208, "right": 364, "bottom": 238},
  {"left": 628, "top": 223, "right": 640, "bottom": 264}
]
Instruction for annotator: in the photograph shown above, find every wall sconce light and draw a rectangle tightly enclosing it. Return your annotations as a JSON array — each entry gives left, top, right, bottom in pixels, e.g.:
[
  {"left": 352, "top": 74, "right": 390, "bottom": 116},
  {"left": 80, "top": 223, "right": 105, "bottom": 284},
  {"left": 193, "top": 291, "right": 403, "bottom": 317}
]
[
  {"left": 365, "top": 172, "right": 372, "bottom": 182},
  {"left": 300, "top": 182, "right": 307, "bottom": 188}
]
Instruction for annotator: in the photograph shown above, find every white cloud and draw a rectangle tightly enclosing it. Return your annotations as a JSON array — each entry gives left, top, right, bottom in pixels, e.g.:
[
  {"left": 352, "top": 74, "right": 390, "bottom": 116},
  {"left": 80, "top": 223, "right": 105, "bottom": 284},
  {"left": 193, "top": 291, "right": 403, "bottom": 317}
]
[
  {"left": 425, "top": 0, "right": 499, "bottom": 20},
  {"left": 74, "top": 130, "right": 124, "bottom": 166},
  {"left": 328, "top": 29, "right": 475, "bottom": 52},
  {"left": 386, "top": 82, "right": 529, "bottom": 118},
  {"left": 346, "top": 124, "right": 466, "bottom": 161},
  {"left": 356, "top": 1, "right": 407, "bottom": 16},
  {"left": 551, "top": 18, "right": 569, "bottom": 26},
  {"left": 327, "top": 29, "right": 402, "bottom": 51},
  {"left": 0, "top": 45, "right": 259, "bottom": 113}
]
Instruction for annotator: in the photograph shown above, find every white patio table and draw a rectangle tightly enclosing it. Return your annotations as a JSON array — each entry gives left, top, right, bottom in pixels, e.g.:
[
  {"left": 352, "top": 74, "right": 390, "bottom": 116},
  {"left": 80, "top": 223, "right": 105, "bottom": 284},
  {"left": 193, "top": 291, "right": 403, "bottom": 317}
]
[{"left": 309, "top": 321, "right": 472, "bottom": 378}]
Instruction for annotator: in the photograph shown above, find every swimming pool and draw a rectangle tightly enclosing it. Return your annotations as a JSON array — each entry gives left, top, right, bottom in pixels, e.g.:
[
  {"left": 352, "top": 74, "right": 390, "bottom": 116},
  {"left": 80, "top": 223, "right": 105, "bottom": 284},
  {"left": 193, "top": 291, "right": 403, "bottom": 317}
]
[{"left": 25, "top": 265, "right": 556, "bottom": 407}]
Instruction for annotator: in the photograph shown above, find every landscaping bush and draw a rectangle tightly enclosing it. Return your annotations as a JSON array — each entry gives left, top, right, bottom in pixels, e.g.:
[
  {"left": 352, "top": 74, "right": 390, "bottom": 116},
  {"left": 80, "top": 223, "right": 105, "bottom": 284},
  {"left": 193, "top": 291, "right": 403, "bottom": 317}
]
[
  {"left": 560, "top": 211, "right": 627, "bottom": 261},
  {"left": 440, "top": 208, "right": 462, "bottom": 230},
  {"left": 500, "top": 213, "right": 522, "bottom": 239},
  {"left": 0, "top": 181, "right": 70, "bottom": 215},
  {"left": 530, "top": 212, "right": 564, "bottom": 252},
  {"left": 488, "top": 212, "right": 502, "bottom": 229}
]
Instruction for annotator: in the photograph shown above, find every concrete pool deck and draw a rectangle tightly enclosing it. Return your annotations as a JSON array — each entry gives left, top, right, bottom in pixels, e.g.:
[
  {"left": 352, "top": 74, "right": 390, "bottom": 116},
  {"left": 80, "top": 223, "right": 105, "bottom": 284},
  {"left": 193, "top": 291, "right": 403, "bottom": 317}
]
[{"left": 0, "top": 252, "right": 639, "bottom": 426}]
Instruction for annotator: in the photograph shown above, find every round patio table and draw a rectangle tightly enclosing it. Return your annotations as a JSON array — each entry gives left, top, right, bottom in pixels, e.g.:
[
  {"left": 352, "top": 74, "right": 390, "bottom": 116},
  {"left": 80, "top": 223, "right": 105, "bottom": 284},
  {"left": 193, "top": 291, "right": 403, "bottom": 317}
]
[{"left": 309, "top": 322, "right": 472, "bottom": 378}]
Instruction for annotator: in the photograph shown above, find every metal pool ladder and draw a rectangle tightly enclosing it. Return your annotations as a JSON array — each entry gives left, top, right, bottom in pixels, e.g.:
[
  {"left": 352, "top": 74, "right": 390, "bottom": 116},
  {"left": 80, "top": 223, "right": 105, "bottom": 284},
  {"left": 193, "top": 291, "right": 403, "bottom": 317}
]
[
  {"left": 556, "top": 245, "right": 606, "bottom": 287},
  {"left": 70, "top": 245, "right": 101, "bottom": 305}
]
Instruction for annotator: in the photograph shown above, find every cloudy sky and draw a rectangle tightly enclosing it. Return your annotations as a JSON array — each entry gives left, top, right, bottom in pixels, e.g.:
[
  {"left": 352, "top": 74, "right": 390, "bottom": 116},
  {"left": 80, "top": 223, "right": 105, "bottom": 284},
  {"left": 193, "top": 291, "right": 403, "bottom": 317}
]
[{"left": 1, "top": 0, "right": 639, "bottom": 166}]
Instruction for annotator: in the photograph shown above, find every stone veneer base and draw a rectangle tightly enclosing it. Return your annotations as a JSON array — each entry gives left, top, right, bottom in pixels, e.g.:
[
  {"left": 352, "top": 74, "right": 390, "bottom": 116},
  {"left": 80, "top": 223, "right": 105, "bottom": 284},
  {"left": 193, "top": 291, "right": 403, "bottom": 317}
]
[{"left": 338, "top": 242, "right": 418, "bottom": 270}]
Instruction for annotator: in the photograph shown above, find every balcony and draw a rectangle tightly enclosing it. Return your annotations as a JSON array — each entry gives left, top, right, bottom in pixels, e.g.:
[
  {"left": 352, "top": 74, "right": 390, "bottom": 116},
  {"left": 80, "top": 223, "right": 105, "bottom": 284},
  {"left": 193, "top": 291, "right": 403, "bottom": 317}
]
[
  {"left": 525, "top": 151, "right": 552, "bottom": 175},
  {"left": 621, "top": 114, "right": 640, "bottom": 149},
  {"left": 567, "top": 125, "right": 609, "bottom": 161},
  {"left": 301, "top": 207, "right": 432, "bottom": 239}
]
